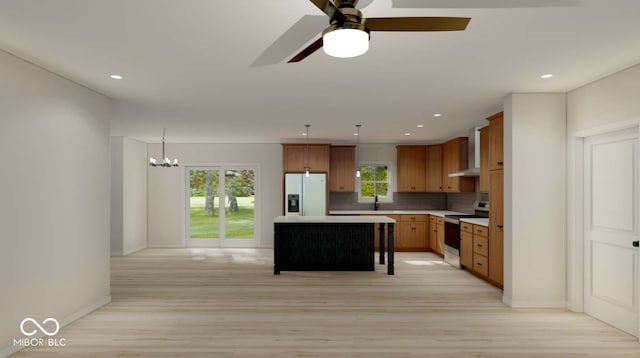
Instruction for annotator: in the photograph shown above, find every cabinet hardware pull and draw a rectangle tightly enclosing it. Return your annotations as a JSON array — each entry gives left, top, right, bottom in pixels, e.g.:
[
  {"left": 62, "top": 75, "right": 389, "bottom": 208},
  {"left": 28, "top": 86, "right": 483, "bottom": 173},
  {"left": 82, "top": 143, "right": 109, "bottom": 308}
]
[
  {"left": 477, "top": 244, "right": 483, "bottom": 247},
  {"left": 497, "top": 161, "right": 503, "bottom": 165},
  {"left": 497, "top": 225, "right": 503, "bottom": 228}
]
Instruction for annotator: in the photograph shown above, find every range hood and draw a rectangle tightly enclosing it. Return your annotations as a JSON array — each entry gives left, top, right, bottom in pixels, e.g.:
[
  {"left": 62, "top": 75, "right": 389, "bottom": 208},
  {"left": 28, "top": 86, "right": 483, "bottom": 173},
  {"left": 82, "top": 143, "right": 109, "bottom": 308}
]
[{"left": 448, "top": 127, "right": 481, "bottom": 177}]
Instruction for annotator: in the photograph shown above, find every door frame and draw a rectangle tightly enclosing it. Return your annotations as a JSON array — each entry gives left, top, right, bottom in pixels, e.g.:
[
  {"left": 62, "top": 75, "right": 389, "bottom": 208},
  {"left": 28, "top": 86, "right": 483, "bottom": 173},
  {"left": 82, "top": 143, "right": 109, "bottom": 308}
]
[
  {"left": 567, "top": 118, "right": 640, "bottom": 338},
  {"left": 183, "top": 164, "right": 260, "bottom": 248}
]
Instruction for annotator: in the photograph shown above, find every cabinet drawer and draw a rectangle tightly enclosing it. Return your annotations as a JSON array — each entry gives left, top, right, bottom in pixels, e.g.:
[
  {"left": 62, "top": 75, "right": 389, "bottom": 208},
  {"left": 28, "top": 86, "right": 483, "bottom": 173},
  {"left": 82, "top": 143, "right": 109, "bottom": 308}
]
[
  {"left": 436, "top": 217, "right": 444, "bottom": 225},
  {"left": 474, "top": 254, "right": 488, "bottom": 276},
  {"left": 473, "top": 225, "right": 488, "bottom": 237},
  {"left": 461, "top": 222, "right": 473, "bottom": 233},
  {"left": 473, "top": 235, "right": 489, "bottom": 257},
  {"left": 400, "top": 215, "right": 426, "bottom": 223}
]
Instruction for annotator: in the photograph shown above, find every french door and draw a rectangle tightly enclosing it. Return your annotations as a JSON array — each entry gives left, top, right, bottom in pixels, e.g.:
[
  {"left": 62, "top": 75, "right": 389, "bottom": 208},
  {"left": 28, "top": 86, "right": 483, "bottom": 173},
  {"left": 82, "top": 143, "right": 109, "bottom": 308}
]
[
  {"left": 583, "top": 128, "right": 639, "bottom": 337},
  {"left": 186, "top": 166, "right": 257, "bottom": 247}
]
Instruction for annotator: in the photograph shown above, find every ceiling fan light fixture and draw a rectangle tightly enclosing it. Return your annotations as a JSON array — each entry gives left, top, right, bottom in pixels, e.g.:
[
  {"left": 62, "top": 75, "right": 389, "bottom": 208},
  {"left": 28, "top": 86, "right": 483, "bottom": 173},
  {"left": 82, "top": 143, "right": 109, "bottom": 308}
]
[{"left": 323, "top": 28, "right": 369, "bottom": 58}]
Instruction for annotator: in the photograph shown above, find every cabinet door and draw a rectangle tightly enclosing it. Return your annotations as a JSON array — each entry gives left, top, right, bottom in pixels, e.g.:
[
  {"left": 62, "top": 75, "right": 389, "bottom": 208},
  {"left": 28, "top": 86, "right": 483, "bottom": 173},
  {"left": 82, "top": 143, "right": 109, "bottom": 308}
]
[
  {"left": 329, "top": 146, "right": 355, "bottom": 192},
  {"left": 429, "top": 216, "right": 437, "bottom": 251},
  {"left": 308, "top": 145, "right": 331, "bottom": 173},
  {"left": 441, "top": 138, "right": 475, "bottom": 193},
  {"left": 397, "top": 146, "right": 426, "bottom": 192},
  {"left": 426, "top": 145, "right": 443, "bottom": 192},
  {"left": 282, "top": 145, "right": 305, "bottom": 173},
  {"left": 488, "top": 112, "right": 504, "bottom": 171},
  {"left": 436, "top": 218, "right": 445, "bottom": 256},
  {"left": 398, "top": 222, "right": 427, "bottom": 251},
  {"left": 479, "top": 126, "right": 490, "bottom": 192},
  {"left": 460, "top": 231, "right": 473, "bottom": 268},
  {"left": 283, "top": 144, "right": 330, "bottom": 173},
  {"left": 489, "top": 170, "right": 504, "bottom": 286}
]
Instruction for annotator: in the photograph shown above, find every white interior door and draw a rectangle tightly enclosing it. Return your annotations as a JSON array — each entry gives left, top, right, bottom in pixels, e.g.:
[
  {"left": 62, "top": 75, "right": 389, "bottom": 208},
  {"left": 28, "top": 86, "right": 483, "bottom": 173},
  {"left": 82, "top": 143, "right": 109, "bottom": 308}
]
[{"left": 584, "top": 128, "right": 639, "bottom": 337}]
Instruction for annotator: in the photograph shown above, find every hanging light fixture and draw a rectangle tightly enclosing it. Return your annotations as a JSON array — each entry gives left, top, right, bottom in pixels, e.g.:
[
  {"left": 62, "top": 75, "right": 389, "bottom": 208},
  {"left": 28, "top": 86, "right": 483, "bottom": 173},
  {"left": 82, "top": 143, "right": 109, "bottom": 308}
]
[
  {"left": 149, "top": 128, "right": 178, "bottom": 167},
  {"left": 304, "top": 124, "right": 311, "bottom": 177},
  {"left": 355, "top": 124, "right": 362, "bottom": 178}
]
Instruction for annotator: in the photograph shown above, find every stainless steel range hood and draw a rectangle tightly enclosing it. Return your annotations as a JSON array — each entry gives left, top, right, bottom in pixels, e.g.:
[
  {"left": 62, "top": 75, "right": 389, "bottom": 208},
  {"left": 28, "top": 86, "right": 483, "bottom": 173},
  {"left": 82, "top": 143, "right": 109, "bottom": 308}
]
[{"left": 448, "top": 127, "right": 481, "bottom": 177}]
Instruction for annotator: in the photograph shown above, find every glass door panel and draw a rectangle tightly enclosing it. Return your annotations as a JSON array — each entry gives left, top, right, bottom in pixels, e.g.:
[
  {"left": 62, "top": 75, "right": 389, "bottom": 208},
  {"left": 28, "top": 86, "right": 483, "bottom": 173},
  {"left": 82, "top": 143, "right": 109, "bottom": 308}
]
[
  {"left": 224, "top": 169, "right": 256, "bottom": 240},
  {"left": 187, "top": 166, "right": 257, "bottom": 247},
  {"left": 189, "top": 169, "right": 220, "bottom": 241}
]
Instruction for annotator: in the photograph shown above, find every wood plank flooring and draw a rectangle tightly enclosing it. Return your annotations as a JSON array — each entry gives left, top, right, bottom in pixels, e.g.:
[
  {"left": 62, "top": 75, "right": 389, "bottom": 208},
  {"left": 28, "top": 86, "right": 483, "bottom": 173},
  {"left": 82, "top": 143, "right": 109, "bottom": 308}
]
[{"left": 12, "top": 249, "right": 640, "bottom": 357}]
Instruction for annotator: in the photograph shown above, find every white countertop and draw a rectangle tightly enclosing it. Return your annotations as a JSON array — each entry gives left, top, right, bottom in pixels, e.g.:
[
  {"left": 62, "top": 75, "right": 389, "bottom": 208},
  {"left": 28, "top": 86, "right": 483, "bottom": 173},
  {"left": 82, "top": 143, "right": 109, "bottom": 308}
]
[
  {"left": 274, "top": 215, "right": 396, "bottom": 224},
  {"left": 460, "top": 218, "right": 489, "bottom": 226},
  {"left": 329, "top": 210, "right": 468, "bottom": 217}
]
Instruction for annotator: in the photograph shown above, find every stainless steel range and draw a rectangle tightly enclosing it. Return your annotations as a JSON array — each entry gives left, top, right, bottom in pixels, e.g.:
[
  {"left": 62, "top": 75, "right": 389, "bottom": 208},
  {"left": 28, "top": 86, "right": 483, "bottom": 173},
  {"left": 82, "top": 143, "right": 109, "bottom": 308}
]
[{"left": 443, "top": 201, "right": 489, "bottom": 269}]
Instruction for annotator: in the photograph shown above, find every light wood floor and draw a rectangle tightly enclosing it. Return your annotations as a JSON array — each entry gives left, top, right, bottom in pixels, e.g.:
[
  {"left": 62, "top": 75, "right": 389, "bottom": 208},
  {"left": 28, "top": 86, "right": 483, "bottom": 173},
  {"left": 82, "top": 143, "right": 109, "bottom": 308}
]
[{"left": 13, "top": 249, "right": 640, "bottom": 357}]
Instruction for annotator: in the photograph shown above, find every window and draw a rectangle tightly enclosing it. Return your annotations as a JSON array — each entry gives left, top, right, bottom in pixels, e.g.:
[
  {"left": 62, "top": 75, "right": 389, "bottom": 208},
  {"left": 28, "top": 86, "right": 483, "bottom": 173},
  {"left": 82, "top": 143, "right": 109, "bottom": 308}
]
[{"left": 358, "top": 162, "right": 392, "bottom": 202}]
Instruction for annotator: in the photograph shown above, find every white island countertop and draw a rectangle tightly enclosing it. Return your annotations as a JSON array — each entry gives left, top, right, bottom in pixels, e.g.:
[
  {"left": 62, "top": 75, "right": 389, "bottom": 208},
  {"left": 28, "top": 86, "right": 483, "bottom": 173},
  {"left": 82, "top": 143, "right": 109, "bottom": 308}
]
[
  {"left": 460, "top": 218, "right": 489, "bottom": 226},
  {"left": 274, "top": 215, "right": 396, "bottom": 224},
  {"left": 329, "top": 210, "right": 468, "bottom": 217}
]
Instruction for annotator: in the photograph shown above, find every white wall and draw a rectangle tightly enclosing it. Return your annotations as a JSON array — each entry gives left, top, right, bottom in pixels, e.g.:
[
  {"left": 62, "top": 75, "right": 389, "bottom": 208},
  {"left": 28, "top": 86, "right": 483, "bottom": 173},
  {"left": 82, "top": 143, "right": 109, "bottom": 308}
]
[
  {"left": 147, "top": 143, "right": 281, "bottom": 247},
  {"left": 503, "top": 93, "right": 567, "bottom": 308},
  {"left": 0, "top": 50, "right": 111, "bottom": 357},
  {"left": 566, "top": 63, "right": 640, "bottom": 310},
  {"left": 111, "top": 137, "right": 147, "bottom": 256}
]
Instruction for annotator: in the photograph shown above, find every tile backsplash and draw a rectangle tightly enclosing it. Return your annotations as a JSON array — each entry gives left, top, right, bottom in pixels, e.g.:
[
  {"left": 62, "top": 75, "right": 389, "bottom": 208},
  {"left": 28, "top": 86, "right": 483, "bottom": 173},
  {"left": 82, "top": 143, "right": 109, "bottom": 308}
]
[
  {"left": 330, "top": 192, "right": 447, "bottom": 211},
  {"left": 330, "top": 191, "right": 489, "bottom": 213}
]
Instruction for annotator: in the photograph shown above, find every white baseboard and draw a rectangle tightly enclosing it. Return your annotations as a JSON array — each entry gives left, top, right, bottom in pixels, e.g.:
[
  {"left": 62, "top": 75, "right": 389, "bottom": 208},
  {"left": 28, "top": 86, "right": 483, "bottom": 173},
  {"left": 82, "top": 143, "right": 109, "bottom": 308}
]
[
  {"left": 503, "top": 296, "right": 566, "bottom": 308},
  {"left": 147, "top": 244, "right": 184, "bottom": 248},
  {"left": 0, "top": 295, "right": 111, "bottom": 358},
  {"left": 123, "top": 245, "right": 146, "bottom": 256},
  {"left": 110, "top": 250, "right": 123, "bottom": 257}
]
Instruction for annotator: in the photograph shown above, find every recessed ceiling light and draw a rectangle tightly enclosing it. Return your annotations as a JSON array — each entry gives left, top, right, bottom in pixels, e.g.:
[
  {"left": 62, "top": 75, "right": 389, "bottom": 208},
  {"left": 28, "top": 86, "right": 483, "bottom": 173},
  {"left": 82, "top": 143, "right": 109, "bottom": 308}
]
[
  {"left": 353, "top": 132, "right": 359, "bottom": 136},
  {"left": 541, "top": 73, "right": 553, "bottom": 79},
  {"left": 433, "top": 113, "right": 442, "bottom": 117},
  {"left": 404, "top": 132, "right": 411, "bottom": 136},
  {"left": 302, "top": 132, "right": 307, "bottom": 136},
  {"left": 417, "top": 124, "right": 424, "bottom": 128},
  {"left": 110, "top": 74, "right": 123, "bottom": 80}
]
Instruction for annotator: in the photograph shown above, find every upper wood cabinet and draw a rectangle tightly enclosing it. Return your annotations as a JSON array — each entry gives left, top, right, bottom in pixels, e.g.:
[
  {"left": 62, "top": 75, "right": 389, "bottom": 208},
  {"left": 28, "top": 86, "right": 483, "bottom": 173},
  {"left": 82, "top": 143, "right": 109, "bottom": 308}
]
[
  {"left": 282, "top": 144, "right": 330, "bottom": 173},
  {"left": 329, "top": 145, "right": 355, "bottom": 192},
  {"left": 479, "top": 126, "right": 490, "bottom": 193},
  {"left": 441, "top": 137, "right": 475, "bottom": 193},
  {"left": 426, "top": 145, "right": 443, "bottom": 192},
  {"left": 396, "top": 145, "right": 426, "bottom": 192},
  {"left": 487, "top": 111, "right": 504, "bottom": 171}
]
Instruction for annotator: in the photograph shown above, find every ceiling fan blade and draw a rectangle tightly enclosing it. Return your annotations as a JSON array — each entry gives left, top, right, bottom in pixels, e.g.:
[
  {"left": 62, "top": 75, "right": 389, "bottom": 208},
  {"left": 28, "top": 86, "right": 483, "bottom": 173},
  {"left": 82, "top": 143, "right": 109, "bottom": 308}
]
[
  {"left": 252, "top": 15, "right": 326, "bottom": 66},
  {"left": 308, "top": 0, "right": 343, "bottom": 20},
  {"left": 365, "top": 17, "right": 470, "bottom": 31},
  {"left": 289, "top": 37, "right": 324, "bottom": 63},
  {"left": 392, "top": 0, "right": 578, "bottom": 8},
  {"left": 356, "top": 0, "right": 373, "bottom": 9}
]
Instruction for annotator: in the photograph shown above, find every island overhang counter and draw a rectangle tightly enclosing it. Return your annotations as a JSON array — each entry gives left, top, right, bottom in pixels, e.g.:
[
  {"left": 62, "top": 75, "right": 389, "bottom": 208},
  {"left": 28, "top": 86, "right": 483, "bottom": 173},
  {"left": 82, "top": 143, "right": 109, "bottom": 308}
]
[{"left": 273, "top": 215, "right": 396, "bottom": 275}]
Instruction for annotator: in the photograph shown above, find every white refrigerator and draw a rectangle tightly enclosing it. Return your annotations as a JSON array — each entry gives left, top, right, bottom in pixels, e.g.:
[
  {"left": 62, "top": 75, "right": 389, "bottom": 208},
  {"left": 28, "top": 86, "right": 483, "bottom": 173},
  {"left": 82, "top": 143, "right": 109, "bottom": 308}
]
[{"left": 284, "top": 173, "right": 327, "bottom": 216}]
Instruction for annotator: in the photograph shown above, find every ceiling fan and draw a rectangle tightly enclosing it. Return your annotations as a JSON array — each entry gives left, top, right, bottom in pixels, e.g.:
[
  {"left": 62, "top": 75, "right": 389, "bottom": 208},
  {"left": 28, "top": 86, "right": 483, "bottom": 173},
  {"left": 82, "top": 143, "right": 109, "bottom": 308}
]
[{"left": 288, "top": 0, "right": 471, "bottom": 62}]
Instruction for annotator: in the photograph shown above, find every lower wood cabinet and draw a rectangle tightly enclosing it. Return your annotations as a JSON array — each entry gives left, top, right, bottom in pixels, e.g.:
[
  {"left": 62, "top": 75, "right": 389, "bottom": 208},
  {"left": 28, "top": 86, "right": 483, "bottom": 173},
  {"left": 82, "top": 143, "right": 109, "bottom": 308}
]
[
  {"left": 435, "top": 216, "right": 444, "bottom": 256},
  {"left": 397, "top": 215, "right": 428, "bottom": 251},
  {"left": 460, "top": 230, "right": 473, "bottom": 268},
  {"left": 465, "top": 222, "right": 491, "bottom": 281},
  {"left": 429, "top": 215, "right": 437, "bottom": 253}
]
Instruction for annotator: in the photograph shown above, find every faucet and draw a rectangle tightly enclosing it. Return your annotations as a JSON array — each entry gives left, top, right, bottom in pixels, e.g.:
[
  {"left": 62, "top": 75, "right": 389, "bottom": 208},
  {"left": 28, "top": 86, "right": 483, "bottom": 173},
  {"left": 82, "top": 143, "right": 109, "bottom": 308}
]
[{"left": 374, "top": 195, "right": 380, "bottom": 211}]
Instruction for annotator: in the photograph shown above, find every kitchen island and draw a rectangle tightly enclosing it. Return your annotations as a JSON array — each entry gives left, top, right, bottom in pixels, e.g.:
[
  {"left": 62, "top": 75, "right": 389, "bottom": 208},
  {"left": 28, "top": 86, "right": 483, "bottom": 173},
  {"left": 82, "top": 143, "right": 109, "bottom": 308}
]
[{"left": 273, "top": 216, "right": 396, "bottom": 275}]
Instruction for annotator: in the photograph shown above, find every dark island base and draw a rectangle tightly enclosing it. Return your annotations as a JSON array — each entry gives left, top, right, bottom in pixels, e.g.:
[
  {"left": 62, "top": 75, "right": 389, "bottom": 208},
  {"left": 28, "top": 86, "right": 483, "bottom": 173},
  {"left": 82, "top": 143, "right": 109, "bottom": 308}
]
[{"left": 274, "top": 222, "right": 394, "bottom": 275}]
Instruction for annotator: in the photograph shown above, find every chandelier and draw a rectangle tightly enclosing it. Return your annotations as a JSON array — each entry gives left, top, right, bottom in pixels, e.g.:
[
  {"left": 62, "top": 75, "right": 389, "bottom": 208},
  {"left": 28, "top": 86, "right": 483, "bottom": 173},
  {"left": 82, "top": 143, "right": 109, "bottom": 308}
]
[{"left": 149, "top": 128, "right": 178, "bottom": 167}]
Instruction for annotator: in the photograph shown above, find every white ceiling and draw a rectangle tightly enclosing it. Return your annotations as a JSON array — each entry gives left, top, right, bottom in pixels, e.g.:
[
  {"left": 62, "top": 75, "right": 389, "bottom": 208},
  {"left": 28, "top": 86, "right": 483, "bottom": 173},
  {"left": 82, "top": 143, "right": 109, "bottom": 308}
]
[{"left": 1, "top": 0, "right": 640, "bottom": 143}]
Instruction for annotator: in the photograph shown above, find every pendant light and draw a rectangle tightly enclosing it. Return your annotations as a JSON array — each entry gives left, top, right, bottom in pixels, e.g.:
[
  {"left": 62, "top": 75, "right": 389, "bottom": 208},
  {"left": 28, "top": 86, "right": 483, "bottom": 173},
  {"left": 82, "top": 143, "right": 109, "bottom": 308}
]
[
  {"left": 149, "top": 128, "right": 178, "bottom": 167},
  {"left": 355, "top": 124, "right": 362, "bottom": 178},
  {"left": 304, "top": 124, "right": 311, "bottom": 177}
]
